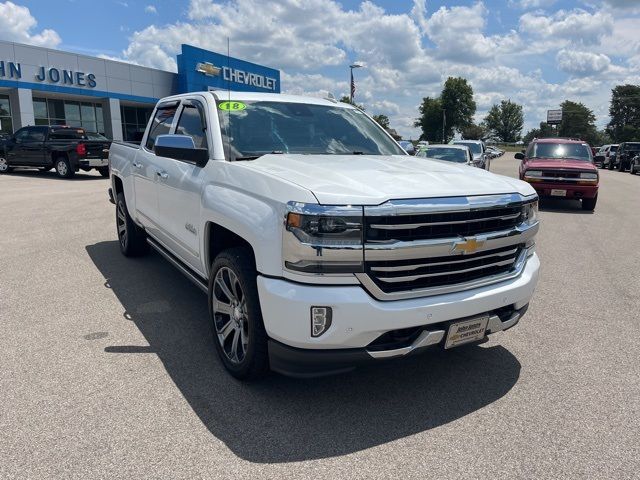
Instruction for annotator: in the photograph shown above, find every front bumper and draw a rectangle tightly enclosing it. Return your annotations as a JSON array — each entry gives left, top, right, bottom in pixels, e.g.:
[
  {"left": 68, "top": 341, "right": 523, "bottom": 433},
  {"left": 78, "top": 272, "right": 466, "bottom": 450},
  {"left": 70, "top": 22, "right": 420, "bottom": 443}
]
[
  {"left": 257, "top": 252, "right": 539, "bottom": 352},
  {"left": 79, "top": 158, "right": 109, "bottom": 168},
  {"left": 268, "top": 303, "right": 529, "bottom": 377},
  {"left": 526, "top": 181, "right": 598, "bottom": 199}
]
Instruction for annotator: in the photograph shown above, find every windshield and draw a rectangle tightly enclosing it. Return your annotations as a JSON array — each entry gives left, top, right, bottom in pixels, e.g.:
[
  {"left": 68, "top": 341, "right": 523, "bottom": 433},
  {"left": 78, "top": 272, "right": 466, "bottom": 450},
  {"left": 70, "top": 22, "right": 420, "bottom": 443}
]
[
  {"left": 216, "top": 100, "right": 405, "bottom": 160},
  {"left": 531, "top": 142, "right": 592, "bottom": 161},
  {"left": 422, "top": 147, "right": 468, "bottom": 163},
  {"left": 610, "top": 145, "right": 618, "bottom": 152},
  {"left": 454, "top": 141, "right": 481, "bottom": 154}
]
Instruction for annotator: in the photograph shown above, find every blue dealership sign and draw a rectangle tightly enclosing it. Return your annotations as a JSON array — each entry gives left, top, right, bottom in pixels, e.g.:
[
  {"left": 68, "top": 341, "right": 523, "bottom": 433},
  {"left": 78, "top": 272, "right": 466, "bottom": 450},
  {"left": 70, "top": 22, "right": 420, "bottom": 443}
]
[{"left": 177, "top": 44, "right": 280, "bottom": 94}]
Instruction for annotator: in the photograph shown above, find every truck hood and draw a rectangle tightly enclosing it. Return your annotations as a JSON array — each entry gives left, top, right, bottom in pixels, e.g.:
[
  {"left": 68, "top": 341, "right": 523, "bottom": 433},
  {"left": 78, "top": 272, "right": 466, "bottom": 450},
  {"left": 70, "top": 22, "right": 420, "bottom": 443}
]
[
  {"left": 525, "top": 158, "right": 597, "bottom": 171},
  {"left": 240, "top": 154, "right": 534, "bottom": 205}
]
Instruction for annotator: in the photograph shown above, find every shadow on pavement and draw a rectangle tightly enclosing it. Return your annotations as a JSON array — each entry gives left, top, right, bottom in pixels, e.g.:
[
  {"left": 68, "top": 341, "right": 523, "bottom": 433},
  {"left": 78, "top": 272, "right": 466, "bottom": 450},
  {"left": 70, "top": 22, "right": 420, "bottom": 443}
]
[
  {"left": 5, "top": 168, "right": 106, "bottom": 180},
  {"left": 86, "top": 240, "right": 521, "bottom": 463},
  {"left": 539, "top": 197, "right": 593, "bottom": 214}
]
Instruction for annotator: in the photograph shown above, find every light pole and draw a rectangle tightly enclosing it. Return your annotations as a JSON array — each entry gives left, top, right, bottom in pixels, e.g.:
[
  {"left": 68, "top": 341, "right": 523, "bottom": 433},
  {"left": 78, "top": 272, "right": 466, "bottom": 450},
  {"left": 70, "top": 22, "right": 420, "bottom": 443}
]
[{"left": 349, "top": 63, "right": 363, "bottom": 104}]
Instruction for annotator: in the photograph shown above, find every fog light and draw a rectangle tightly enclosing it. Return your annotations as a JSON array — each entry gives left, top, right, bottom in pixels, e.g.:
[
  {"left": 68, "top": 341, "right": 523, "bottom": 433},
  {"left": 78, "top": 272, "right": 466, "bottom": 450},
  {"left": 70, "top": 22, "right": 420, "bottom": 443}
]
[{"left": 311, "top": 307, "right": 332, "bottom": 337}]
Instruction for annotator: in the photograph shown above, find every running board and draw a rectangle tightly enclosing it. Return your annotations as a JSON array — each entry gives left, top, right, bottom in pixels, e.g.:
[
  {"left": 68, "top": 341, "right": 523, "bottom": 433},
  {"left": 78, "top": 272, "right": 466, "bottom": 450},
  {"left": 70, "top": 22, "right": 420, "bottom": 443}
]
[{"left": 147, "top": 237, "right": 208, "bottom": 294}]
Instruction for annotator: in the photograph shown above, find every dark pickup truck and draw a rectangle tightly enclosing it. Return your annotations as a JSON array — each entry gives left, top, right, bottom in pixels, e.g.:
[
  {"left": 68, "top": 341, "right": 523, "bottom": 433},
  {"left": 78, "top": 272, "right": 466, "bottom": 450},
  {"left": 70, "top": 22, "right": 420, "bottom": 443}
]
[{"left": 0, "top": 125, "right": 111, "bottom": 178}]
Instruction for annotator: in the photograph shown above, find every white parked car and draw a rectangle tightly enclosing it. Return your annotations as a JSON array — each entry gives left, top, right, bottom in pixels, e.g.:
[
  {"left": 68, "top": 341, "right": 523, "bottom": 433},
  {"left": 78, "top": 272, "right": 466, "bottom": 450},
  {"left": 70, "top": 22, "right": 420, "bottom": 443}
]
[
  {"left": 416, "top": 144, "right": 474, "bottom": 166},
  {"left": 453, "top": 140, "right": 490, "bottom": 170},
  {"left": 108, "top": 92, "right": 540, "bottom": 379}
]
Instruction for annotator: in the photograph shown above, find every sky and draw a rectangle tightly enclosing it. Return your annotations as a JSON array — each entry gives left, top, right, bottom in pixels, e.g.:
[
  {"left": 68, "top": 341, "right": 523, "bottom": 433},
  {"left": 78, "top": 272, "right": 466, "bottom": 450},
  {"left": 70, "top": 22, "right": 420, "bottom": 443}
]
[{"left": 1, "top": 0, "right": 639, "bottom": 139}]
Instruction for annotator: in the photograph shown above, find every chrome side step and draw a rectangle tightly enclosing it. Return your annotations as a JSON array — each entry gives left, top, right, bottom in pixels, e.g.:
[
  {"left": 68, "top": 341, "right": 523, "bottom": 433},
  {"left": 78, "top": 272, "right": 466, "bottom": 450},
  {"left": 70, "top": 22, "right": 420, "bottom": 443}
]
[{"left": 147, "top": 237, "right": 208, "bottom": 294}]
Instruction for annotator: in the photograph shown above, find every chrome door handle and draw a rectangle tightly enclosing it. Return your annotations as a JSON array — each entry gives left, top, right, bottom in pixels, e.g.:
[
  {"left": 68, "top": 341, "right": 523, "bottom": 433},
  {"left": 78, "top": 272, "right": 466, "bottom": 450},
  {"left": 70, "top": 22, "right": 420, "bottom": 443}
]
[
  {"left": 132, "top": 161, "right": 143, "bottom": 169},
  {"left": 156, "top": 171, "right": 168, "bottom": 179}
]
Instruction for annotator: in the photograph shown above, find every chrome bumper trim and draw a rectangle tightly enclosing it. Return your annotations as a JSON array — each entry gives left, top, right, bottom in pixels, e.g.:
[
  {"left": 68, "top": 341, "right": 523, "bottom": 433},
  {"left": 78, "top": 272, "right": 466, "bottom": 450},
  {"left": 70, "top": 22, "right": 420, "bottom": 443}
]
[
  {"left": 366, "top": 309, "right": 523, "bottom": 359},
  {"left": 367, "top": 329, "right": 446, "bottom": 359}
]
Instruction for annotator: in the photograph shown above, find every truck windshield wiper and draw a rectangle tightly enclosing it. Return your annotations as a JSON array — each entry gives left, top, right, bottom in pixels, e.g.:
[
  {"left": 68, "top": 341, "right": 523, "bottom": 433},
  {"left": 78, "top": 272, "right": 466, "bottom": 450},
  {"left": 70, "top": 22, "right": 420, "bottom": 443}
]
[{"left": 233, "top": 151, "right": 284, "bottom": 161}]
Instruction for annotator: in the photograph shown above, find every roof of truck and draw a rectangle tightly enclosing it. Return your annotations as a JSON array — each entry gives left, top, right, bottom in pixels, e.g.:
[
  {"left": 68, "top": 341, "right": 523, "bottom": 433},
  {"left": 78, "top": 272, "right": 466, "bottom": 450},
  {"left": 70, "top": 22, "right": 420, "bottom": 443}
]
[{"left": 161, "top": 91, "right": 352, "bottom": 108}]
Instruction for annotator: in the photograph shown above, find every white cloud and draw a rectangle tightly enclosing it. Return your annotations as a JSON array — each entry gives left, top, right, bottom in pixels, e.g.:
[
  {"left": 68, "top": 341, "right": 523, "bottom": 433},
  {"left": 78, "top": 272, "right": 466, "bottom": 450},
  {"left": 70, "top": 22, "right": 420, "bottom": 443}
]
[
  {"left": 556, "top": 49, "right": 611, "bottom": 76},
  {"left": 145, "top": 5, "right": 157, "bottom": 14},
  {"left": 519, "top": 9, "right": 613, "bottom": 45},
  {"left": 0, "top": 1, "right": 61, "bottom": 47},
  {"left": 419, "top": 1, "right": 522, "bottom": 64}
]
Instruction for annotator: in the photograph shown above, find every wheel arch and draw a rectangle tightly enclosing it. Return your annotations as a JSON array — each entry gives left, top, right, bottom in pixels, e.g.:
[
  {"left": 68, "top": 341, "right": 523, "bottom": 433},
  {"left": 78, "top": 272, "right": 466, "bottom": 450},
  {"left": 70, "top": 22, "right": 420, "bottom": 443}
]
[{"left": 204, "top": 222, "right": 257, "bottom": 279}]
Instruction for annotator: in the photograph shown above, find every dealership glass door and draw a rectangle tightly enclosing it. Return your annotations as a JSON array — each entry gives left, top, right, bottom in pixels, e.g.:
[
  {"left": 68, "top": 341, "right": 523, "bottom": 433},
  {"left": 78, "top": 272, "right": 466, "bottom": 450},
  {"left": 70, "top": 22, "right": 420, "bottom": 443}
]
[
  {"left": 33, "top": 97, "right": 105, "bottom": 135},
  {"left": 0, "top": 94, "right": 13, "bottom": 135}
]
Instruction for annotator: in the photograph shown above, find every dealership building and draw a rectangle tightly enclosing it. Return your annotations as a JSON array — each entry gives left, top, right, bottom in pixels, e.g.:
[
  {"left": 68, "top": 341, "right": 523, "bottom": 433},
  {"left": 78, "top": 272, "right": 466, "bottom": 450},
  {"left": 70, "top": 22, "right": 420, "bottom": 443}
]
[{"left": 0, "top": 41, "right": 280, "bottom": 141}]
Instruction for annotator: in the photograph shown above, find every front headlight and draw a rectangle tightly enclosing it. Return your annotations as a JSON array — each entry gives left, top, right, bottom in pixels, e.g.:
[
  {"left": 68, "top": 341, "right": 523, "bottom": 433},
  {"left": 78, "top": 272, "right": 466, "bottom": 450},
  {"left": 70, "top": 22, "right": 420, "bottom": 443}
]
[
  {"left": 284, "top": 202, "right": 364, "bottom": 274},
  {"left": 524, "top": 170, "right": 543, "bottom": 178},
  {"left": 579, "top": 172, "right": 598, "bottom": 180},
  {"left": 521, "top": 200, "right": 538, "bottom": 226}
]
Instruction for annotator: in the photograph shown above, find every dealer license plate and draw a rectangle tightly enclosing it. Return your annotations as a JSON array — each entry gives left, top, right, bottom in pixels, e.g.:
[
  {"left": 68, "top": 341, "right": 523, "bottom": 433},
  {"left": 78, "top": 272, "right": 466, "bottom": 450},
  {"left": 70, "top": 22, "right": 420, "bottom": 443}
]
[
  {"left": 445, "top": 316, "right": 489, "bottom": 349},
  {"left": 550, "top": 189, "right": 566, "bottom": 197}
]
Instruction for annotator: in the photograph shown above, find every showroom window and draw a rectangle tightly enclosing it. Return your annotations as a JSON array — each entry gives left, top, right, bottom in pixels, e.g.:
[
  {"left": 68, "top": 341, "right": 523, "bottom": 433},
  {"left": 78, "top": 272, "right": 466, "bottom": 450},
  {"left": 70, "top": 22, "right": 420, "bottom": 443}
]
[
  {"left": 0, "top": 94, "right": 13, "bottom": 135},
  {"left": 121, "top": 105, "right": 153, "bottom": 142},
  {"left": 33, "top": 98, "right": 105, "bottom": 135}
]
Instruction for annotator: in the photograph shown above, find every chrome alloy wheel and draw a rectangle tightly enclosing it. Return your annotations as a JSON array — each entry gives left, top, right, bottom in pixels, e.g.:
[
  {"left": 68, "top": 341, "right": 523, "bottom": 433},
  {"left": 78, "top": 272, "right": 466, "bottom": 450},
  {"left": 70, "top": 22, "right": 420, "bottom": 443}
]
[
  {"left": 116, "top": 201, "right": 128, "bottom": 249},
  {"left": 56, "top": 159, "right": 68, "bottom": 176},
  {"left": 212, "top": 267, "right": 249, "bottom": 364},
  {"left": 0, "top": 157, "right": 8, "bottom": 172}
]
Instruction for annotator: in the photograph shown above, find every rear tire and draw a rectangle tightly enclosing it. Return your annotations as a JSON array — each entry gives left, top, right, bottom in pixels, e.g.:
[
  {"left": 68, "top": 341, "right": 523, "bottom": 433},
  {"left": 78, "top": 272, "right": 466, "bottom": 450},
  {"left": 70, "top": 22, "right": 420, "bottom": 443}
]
[
  {"left": 630, "top": 164, "right": 636, "bottom": 175},
  {"left": 208, "top": 247, "right": 269, "bottom": 381},
  {"left": 55, "top": 156, "right": 74, "bottom": 178},
  {"left": 0, "top": 157, "right": 12, "bottom": 174},
  {"left": 97, "top": 167, "right": 109, "bottom": 178},
  {"left": 582, "top": 196, "right": 597, "bottom": 211},
  {"left": 115, "top": 192, "right": 149, "bottom": 257}
]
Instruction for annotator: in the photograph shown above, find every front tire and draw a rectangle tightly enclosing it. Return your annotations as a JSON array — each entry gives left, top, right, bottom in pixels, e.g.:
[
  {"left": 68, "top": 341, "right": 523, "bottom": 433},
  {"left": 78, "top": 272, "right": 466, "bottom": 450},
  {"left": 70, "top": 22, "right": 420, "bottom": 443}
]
[
  {"left": 115, "top": 192, "right": 149, "bottom": 257},
  {"left": 55, "top": 156, "right": 74, "bottom": 178},
  {"left": 582, "top": 195, "right": 597, "bottom": 211},
  {"left": 208, "top": 247, "right": 269, "bottom": 380},
  {"left": 0, "top": 157, "right": 12, "bottom": 174}
]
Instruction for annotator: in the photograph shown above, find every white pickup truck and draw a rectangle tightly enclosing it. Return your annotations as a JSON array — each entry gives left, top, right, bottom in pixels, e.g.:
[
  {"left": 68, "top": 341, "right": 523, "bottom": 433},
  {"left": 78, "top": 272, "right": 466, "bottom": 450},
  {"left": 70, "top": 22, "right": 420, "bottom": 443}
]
[{"left": 108, "top": 91, "right": 540, "bottom": 379}]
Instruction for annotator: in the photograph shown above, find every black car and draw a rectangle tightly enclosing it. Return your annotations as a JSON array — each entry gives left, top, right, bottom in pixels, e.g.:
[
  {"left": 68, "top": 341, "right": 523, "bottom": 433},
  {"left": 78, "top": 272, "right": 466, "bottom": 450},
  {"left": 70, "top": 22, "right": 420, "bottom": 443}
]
[
  {"left": 0, "top": 125, "right": 111, "bottom": 178},
  {"left": 614, "top": 142, "right": 640, "bottom": 172}
]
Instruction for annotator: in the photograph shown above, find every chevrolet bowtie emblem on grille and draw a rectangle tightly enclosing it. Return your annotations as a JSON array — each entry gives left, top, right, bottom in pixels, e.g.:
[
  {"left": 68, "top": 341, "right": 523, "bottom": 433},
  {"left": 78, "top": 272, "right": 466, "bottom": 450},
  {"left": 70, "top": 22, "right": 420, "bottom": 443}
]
[
  {"left": 451, "top": 237, "right": 485, "bottom": 255},
  {"left": 196, "top": 62, "right": 221, "bottom": 77}
]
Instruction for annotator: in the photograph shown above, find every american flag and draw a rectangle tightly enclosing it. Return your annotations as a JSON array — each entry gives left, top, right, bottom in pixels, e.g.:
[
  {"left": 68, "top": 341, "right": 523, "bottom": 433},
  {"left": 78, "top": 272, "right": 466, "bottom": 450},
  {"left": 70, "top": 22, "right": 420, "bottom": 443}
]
[{"left": 350, "top": 69, "right": 356, "bottom": 100}]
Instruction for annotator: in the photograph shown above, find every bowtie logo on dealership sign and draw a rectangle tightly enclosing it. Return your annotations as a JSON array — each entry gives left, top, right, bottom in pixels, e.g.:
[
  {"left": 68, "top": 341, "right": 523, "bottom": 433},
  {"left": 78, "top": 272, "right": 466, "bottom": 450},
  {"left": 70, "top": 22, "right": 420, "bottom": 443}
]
[
  {"left": 196, "top": 62, "right": 221, "bottom": 77},
  {"left": 451, "top": 237, "right": 485, "bottom": 255}
]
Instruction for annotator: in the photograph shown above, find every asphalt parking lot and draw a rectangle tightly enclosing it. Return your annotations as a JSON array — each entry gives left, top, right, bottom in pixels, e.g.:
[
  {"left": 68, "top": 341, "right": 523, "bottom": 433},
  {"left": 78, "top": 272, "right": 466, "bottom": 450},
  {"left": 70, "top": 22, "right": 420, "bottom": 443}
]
[{"left": 1, "top": 154, "right": 639, "bottom": 479}]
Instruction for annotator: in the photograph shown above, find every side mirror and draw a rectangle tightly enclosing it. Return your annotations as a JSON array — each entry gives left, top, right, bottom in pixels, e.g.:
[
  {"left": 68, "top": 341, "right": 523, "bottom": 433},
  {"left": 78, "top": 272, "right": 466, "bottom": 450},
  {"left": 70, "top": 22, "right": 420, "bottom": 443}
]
[
  {"left": 155, "top": 134, "right": 209, "bottom": 167},
  {"left": 514, "top": 152, "right": 525, "bottom": 160}
]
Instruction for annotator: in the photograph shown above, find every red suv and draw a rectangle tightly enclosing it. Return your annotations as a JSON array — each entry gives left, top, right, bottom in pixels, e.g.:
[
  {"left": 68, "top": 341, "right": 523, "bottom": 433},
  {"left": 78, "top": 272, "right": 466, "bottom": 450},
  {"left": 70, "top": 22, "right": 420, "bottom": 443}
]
[{"left": 516, "top": 138, "right": 599, "bottom": 211}]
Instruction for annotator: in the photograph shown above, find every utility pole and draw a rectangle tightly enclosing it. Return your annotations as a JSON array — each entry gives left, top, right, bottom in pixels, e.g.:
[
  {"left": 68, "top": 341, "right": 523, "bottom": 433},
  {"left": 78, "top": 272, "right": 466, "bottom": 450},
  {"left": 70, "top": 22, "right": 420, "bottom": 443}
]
[{"left": 442, "top": 109, "right": 446, "bottom": 143}]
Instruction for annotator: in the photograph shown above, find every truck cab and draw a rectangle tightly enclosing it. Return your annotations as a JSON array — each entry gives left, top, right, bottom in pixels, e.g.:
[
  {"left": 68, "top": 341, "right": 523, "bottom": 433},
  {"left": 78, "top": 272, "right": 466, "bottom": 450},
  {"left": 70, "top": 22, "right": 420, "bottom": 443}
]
[{"left": 517, "top": 138, "right": 599, "bottom": 211}]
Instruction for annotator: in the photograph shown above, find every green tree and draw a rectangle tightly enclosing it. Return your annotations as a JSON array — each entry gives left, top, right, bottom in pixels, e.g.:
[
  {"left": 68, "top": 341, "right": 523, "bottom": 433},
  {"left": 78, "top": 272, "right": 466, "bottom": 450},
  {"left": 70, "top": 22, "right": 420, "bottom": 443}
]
[
  {"left": 414, "top": 97, "right": 445, "bottom": 142},
  {"left": 607, "top": 84, "right": 640, "bottom": 142},
  {"left": 440, "top": 77, "right": 476, "bottom": 139},
  {"left": 558, "top": 100, "right": 598, "bottom": 145},
  {"left": 460, "top": 123, "right": 486, "bottom": 140},
  {"left": 372, "top": 114, "right": 390, "bottom": 129},
  {"left": 522, "top": 122, "right": 555, "bottom": 144},
  {"left": 484, "top": 100, "right": 524, "bottom": 142},
  {"left": 339, "top": 95, "right": 365, "bottom": 111}
]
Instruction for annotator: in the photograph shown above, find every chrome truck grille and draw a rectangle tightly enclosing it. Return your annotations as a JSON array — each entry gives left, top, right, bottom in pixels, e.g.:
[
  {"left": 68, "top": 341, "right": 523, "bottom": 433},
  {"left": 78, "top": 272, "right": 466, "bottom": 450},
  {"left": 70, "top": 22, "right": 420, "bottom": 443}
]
[{"left": 356, "top": 194, "right": 538, "bottom": 300}]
